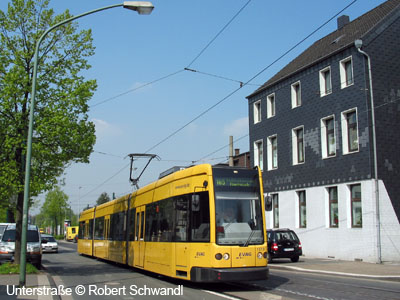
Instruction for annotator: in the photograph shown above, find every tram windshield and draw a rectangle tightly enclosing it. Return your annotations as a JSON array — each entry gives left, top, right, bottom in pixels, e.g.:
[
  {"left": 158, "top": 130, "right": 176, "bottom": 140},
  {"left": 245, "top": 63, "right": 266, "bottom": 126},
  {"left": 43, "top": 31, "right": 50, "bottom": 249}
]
[{"left": 213, "top": 167, "right": 264, "bottom": 246}]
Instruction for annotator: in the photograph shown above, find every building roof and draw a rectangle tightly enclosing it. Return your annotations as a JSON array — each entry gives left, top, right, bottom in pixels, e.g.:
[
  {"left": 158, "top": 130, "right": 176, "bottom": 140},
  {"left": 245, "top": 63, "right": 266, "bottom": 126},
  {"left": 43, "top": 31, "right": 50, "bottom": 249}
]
[{"left": 248, "top": 0, "right": 400, "bottom": 98}]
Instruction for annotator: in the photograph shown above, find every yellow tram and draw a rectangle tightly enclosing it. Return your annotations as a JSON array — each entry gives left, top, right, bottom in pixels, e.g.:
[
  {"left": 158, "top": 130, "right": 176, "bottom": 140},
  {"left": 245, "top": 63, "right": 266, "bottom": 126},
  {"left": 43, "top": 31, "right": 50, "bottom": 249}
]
[{"left": 77, "top": 164, "right": 269, "bottom": 282}]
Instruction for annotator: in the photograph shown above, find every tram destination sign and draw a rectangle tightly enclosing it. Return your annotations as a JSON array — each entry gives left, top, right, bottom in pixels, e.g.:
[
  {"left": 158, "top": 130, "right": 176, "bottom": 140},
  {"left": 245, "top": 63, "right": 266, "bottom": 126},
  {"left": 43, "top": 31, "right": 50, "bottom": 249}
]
[{"left": 215, "top": 177, "right": 256, "bottom": 188}]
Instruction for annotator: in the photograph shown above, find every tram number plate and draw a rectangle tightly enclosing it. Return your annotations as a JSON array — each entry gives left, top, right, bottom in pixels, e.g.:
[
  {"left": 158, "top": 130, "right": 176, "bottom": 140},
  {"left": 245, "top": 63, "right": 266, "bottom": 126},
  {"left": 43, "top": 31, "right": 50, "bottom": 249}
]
[{"left": 284, "top": 248, "right": 294, "bottom": 252}]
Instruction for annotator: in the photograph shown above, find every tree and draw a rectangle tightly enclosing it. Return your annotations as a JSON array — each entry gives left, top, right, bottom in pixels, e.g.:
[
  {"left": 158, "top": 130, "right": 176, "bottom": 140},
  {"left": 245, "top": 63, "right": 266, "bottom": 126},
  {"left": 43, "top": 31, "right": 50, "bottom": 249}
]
[
  {"left": 96, "top": 192, "right": 111, "bottom": 206},
  {"left": 38, "top": 187, "right": 68, "bottom": 234},
  {"left": 0, "top": 0, "right": 97, "bottom": 264}
]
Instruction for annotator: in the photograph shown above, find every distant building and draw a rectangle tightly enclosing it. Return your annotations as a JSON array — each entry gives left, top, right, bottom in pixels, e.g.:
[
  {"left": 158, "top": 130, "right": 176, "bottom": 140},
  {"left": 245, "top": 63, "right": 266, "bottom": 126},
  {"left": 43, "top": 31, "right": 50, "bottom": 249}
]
[
  {"left": 247, "top": 0, "right": 400, "bottom": 262},
  {"left": 233, "top": 149, "right": 251, "bottom": 168}
]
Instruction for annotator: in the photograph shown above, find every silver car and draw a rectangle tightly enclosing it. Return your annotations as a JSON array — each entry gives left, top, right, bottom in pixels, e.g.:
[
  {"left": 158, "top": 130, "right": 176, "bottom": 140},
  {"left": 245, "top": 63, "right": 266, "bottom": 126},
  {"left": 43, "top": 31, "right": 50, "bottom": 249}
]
[
  {"left": 0, "top": 224, "right": 42, "bottom": 268},
  {"left": 41, "top": 234, "right": 58, "bottom": 253}
]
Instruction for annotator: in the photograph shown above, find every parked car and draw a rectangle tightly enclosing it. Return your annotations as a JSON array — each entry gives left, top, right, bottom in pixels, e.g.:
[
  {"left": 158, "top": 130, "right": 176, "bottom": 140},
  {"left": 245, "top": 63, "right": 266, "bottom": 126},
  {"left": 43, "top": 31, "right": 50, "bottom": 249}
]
[
  {"left": 41, "top": 234, "right": 58, "bottom": 253},
  {"left": 267, "top": 228, "right": 302, "bottom": 263},
  {"left": 0, "top": 223, "right": 11, "bottom": 241},
  {"left": 0, "top": 224, "right": 42, "bottom": 268},
  {"left": 73, "top": 235, "right": 78, "bottom": 243}
]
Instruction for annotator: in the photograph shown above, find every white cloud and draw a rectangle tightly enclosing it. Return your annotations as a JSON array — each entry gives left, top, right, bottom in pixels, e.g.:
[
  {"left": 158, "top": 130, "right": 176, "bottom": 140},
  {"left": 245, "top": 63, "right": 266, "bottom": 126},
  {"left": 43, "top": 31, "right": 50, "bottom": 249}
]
[
  {"left": 223, "top": 117, "right": 249, "bottom": 136},
  {"left": 92, "top": 118, "right": 122, "bottom": 137}
]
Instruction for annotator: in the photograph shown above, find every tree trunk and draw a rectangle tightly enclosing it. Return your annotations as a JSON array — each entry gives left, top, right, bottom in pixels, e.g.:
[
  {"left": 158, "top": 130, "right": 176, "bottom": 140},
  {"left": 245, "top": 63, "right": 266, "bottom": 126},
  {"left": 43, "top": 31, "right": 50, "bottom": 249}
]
[{"left": 14, "top": 192, "right": 24, "bottom": 265}]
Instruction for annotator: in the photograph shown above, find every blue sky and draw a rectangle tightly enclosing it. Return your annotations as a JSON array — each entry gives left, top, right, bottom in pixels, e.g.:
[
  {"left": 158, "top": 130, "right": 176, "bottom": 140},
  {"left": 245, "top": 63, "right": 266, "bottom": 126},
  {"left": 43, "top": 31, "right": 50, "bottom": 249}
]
[{"left": 1, "top": 0, "right": 387, "bottom": 214}]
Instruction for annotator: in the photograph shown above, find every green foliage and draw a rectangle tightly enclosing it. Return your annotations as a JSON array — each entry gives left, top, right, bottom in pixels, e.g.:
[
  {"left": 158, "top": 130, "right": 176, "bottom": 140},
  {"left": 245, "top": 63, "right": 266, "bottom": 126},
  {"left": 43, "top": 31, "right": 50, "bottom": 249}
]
[
  {"left": 0, "top": 262, "right": 38, "bottom": 274},
  {"left": 96, "top": 192, "right": 111, "bottom": 206},
  {"left": 35, "top": 187, "right": 69, "bottom": 233},
  {"left": 0, "top": 0, "right": 97, "bottom": 208}
]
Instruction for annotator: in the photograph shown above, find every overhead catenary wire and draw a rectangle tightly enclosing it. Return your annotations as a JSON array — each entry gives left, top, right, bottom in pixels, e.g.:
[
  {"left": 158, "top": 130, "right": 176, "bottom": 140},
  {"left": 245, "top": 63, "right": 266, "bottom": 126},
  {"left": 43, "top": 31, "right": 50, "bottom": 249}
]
[
  {"left": 186, "top": 0, "right": 253, "bottom": 68},
  {"left": 90, "top": 69, "right": 185, "bottom": 108}
]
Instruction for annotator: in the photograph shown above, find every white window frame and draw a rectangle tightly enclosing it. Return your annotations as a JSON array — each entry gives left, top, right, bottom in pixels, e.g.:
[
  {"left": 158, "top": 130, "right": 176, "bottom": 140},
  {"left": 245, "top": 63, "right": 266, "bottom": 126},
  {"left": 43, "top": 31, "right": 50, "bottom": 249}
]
[
  {"left": 267, "top": 93, "right": 275, "bottom": 118},
  {"left": 321, "top": 115, "right": 336, "bottom": 159},
  {"left": 341, "top": 108, "right": 359, "bottom": 155},
  {"left": 267, "top": 135, "right": 278, "bottom": 171},
  {"left": 291, "top": 81, "right": 301, "bottom": 108},
  {"left": 254, "top": 139, "right": 263, "bottom": 170},
  {"left": 340, "top": 56, "right": 354, "bottom": 89},
  {"left": 292, "top": 126, "right": 305, "bottom": 165},
  {"left": 253, "top": 100, "right": 261, "bottom": 124},
  {"left": 319, "top": 66, "right": 332, "bottom": 97}
]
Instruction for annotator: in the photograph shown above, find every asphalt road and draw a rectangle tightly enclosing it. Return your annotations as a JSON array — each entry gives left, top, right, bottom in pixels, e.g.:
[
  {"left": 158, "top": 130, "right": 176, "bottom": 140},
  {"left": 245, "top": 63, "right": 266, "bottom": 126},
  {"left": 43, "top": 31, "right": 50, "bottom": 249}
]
[{"left": 42, "top": 241, "right": 400, "bottom": 300}]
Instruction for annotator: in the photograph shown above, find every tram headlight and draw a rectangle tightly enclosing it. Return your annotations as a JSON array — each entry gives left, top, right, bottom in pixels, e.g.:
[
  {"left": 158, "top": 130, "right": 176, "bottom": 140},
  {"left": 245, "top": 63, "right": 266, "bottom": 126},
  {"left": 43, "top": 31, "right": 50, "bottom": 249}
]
[
  {"left": 257, "top": 252, "right": 263, "bottom": 259},
  {"left": 215, "top": 253, "right": 222, "bottom": 260},
  {"left": 223, "top": 253, "right": 230, "bottom": 260},
  {"left": 263, "top": 252, "right": 268, "bottom": 259}
]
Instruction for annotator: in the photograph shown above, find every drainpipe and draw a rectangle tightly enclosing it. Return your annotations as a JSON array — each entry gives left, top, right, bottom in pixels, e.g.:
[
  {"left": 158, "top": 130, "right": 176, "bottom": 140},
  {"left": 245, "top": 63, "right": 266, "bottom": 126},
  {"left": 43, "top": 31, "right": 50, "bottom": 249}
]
[{"left": 354, "top": 39, "right": 382, "bottom": 264}]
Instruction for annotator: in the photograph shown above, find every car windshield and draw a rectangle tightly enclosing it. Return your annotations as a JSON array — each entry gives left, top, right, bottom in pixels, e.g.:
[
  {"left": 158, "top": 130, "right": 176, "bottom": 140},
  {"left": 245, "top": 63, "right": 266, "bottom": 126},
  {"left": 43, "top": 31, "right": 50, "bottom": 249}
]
[
  {"left": 275, "top": 231, "right": 299, "bottom": 242},
  {"left": 42, "top": 236, "right": 56, "bottom": 242},
  {"left": 0, "top": 225, "right": 6, "bottom": 238},
  {"left": 1, "top": 229, "right": 39, "bottom": 242},
  {"left": 213, "top": 167, "right": 264, "bottom": 246}
]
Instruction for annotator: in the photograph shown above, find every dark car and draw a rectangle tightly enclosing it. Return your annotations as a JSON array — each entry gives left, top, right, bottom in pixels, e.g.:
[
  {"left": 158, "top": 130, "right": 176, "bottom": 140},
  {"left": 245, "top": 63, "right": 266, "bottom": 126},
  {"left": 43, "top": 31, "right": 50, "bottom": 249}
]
[{"left": 267, "top": 228, "right": 302, "bottom": 263}]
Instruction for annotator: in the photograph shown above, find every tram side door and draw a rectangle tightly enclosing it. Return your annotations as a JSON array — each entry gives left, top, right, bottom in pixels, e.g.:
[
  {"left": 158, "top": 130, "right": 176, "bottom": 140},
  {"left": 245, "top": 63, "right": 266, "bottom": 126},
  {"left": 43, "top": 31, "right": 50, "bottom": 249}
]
[{"left": 134, "top": 206, "right": 146, "bottom": 268}]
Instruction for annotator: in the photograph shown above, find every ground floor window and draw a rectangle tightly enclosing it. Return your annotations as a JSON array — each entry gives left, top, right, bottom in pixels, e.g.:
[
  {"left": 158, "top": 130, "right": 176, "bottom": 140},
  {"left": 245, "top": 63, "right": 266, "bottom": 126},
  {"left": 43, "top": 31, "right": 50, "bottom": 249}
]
[
  {"left": 298, "top": 191, "right": 306, "bottom": 228},
  {"left": 351, "top": 184, "right": 362, "bottom": 228},
  {"left": 272, "top": 194, "right": 279, "bottom": 228},
  {"left": 329, "top": 187, "right": 338, "bottom": 228}
]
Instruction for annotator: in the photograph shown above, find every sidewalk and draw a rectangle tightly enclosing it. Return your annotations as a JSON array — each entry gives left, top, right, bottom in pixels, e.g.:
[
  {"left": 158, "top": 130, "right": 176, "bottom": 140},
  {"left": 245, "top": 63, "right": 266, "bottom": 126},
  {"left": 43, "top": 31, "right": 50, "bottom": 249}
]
[
  {"left": 269, "top": 257, "right": 400, "bottom": 280},
  {"left": 0, "top": 273, "right": 53, "bottom": 299}
]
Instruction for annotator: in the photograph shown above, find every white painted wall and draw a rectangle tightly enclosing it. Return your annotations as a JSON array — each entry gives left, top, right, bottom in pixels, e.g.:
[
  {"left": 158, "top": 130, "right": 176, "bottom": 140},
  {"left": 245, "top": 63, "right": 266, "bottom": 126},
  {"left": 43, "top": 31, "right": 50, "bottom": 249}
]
[{"left": 265, "top": 179, "right": 400, "bottom": 263}]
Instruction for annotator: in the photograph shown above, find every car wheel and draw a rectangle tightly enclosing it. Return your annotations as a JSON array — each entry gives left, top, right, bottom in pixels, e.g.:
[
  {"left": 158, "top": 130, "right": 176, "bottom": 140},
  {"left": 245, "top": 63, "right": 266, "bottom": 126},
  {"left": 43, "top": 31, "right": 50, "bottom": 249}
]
[
  {"left": 35, "top": 259, "right": 42, "bottom": 270},
  {"left": 291, "top": 256, "right": 299, "bottom": 262}
]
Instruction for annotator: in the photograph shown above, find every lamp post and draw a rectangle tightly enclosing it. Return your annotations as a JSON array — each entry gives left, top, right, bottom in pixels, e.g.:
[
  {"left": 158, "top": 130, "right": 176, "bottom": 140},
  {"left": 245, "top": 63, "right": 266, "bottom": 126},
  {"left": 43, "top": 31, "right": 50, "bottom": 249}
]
[{"left": 19, "top": 1, "right": 154, "bottom": 286}]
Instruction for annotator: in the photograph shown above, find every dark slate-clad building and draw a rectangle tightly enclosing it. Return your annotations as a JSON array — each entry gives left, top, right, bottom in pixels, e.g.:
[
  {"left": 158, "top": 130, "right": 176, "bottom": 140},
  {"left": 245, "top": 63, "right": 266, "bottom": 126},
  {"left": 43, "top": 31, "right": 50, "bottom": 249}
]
[{"left": 247, "top": 0, "right": 400, "bottom": 262}]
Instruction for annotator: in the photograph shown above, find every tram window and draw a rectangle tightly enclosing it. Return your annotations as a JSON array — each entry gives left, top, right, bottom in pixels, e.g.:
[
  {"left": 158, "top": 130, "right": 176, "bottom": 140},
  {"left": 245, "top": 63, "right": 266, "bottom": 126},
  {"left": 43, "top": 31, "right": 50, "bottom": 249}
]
[
  {"left": 145, "top": 199, "right": 174, "bottom": 242},
  {"left": 159, "top": 198, "right": 173, "bottom": 242},
  {"left": 191, "top": 192, "right": 210, "bottom": 242},
  {"left": 129, "top": 208, "right": 136, "bottom": 241},
  {"left": 88, "top": 219, "right": 93, "bottom": 239},
  {"left": 140, "top": 212, "right": 145, "bottom": 240},
  {"left": 94, "top": 217, "right": 105, "bottom": 240},
  {"left": 135, "top": 212, "right": 140, "bottom": 241},
  {"left": 78, "top": 221, "right": 85, "bottom": 239},
  {"left": 174, "top": 195, "right": 189, "bottom": 242},
  {"left": 145, "top": 204, "right": 157, "bottom": 241},
  {"left": 110, "top": 211, "right": 125, "bottom": 241}
]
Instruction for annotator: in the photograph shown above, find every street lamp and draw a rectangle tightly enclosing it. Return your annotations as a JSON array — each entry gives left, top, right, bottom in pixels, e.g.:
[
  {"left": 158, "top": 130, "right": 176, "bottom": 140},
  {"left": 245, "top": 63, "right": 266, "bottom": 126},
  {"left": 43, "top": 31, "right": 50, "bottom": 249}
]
[{"left": 19, "top": 1, "right": 154, "bottom": 286}]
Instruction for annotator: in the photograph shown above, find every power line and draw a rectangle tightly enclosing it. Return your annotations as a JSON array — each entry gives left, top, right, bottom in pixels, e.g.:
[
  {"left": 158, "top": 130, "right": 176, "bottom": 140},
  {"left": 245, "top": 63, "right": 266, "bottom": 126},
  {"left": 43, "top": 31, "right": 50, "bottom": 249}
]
[
  {"left": 90, "top": 69, "right": 184, "bottom": 108},
  {"left": 184, "top": 67, "right": 261, "bottom": 87},
  {"left": 186, "top": 0, "right": 253, "bottom": 68}
]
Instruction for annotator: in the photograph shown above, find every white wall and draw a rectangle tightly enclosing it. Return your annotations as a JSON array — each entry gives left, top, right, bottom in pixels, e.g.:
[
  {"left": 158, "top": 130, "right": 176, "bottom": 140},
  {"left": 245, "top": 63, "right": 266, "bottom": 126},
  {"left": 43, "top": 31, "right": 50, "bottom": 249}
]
[{"left": 265, "top": 179, "right": 400, "bottom": 263}]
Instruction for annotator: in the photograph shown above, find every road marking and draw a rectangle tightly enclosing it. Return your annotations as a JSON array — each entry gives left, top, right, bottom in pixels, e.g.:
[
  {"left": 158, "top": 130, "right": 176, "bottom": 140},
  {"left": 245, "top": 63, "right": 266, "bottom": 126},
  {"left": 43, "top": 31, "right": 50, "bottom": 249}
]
[
  {"left": 202, "top": 290, "right": 242, "bottom": 300},
  {"left": 276, "top": 288, "right": 335, "bottom": 300}
]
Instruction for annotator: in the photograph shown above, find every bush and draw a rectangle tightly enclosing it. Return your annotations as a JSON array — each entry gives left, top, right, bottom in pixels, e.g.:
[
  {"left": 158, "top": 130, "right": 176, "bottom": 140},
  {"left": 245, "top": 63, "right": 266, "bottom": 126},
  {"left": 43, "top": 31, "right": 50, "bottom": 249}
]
[{"left": 54, "top": 235, "right": 64, "bottom": 240}]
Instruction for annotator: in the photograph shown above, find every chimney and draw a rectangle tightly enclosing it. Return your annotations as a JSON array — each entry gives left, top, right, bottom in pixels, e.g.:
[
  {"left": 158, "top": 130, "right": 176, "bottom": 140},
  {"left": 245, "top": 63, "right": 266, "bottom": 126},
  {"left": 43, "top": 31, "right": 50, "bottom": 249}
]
[
  {"left": 229, "top": 136, "right": 233, "bottom": 167},
  {"left": 337, "top": 15, "right": 350, "bottom": 30}
]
